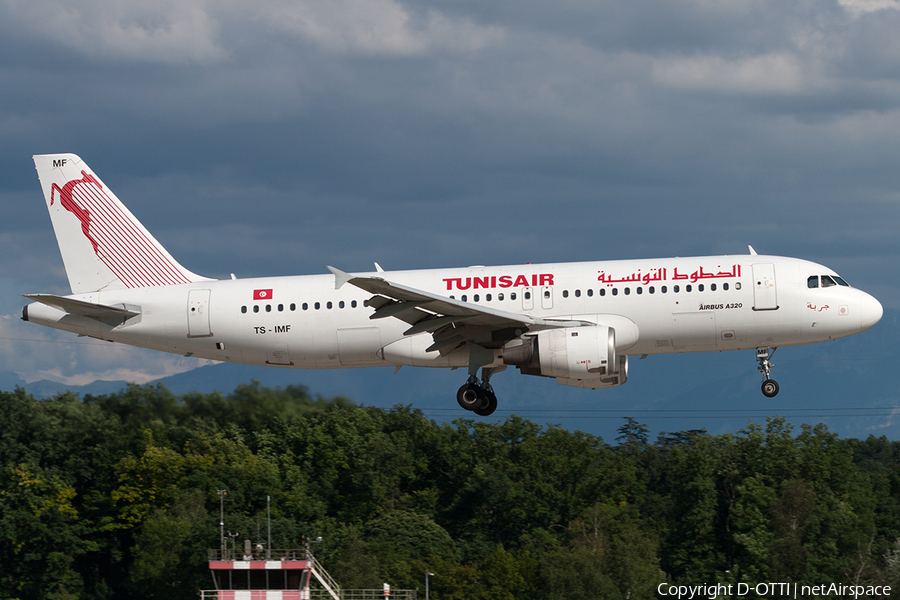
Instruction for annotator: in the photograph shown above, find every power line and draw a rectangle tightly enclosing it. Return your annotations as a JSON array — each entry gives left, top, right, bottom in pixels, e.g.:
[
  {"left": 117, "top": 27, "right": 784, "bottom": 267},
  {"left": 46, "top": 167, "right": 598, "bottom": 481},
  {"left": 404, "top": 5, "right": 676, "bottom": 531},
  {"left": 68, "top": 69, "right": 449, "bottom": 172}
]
[
  {"left": 419, "top": 411, "right": 899, "bottom": 420},
  {"left": 413, "top": 406, "right": 900, "bottom": 420},
  {"left": 0, "top": 336, "right": 111, "bottom": 346},
  {"left": 417, "top": 406, "right": 900, "bottom": 413},
  {"left": 647, "top": 356, "right": 900, "bottom": 363}
]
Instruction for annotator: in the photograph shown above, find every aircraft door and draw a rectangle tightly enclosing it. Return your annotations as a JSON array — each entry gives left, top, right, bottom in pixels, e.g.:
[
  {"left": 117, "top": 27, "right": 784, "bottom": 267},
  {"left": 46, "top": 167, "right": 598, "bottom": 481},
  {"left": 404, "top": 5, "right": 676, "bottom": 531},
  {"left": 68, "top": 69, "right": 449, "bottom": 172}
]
[
  {"left": 541, "top": 286, "right": 553, "bottom": 310},
  {"left": 187, "top": 289, "right": 212, "bottom": 337},
  {"left": 522, "top": 287, "right": 534, "bottom": 311},
  {"left": 752, "top": 263, "right": 778, "bottom": 311}
]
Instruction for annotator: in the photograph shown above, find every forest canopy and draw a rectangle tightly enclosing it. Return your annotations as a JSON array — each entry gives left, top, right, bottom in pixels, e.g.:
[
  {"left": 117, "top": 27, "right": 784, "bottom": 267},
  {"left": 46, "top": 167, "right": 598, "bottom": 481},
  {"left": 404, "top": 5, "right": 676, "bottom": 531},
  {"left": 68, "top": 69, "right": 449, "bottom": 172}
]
[{"left": 1, "top": 382, "right": 899, "bottom": 599}]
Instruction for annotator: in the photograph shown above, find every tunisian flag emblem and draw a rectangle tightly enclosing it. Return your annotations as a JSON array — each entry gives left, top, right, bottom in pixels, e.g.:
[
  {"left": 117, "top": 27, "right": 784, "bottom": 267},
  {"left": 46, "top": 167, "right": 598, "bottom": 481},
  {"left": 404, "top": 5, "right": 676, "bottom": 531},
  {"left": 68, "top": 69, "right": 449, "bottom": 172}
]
[{"left": 253, "top": 289, "right": 273, "bottom": 300}]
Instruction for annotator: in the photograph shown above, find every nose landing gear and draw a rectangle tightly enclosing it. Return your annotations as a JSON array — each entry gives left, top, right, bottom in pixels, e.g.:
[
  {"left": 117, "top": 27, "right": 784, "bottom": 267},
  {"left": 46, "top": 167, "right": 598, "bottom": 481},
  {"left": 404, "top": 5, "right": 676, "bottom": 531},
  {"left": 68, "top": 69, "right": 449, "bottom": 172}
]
[
  {"left": 456, "top": 369, "right": 499, "bottom": 416},
  {"left": 757, "top": 347, "right": 779, "bottom": 398}
]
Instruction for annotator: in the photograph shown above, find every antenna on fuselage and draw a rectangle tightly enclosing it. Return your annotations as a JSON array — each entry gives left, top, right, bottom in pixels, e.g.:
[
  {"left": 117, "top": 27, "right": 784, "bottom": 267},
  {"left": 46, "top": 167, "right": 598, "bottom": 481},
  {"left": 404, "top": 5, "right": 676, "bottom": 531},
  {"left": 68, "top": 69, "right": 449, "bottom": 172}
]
[{"left": 748, "top": 245, "right": 758, "bottom": 256}]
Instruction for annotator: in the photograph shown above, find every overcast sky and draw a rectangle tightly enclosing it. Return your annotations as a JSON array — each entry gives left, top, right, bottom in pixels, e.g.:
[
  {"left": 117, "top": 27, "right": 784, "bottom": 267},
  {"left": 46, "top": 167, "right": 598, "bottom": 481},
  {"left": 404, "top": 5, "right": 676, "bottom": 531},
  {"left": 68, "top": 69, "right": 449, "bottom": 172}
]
[{"left": 1, "top": 0, "right": 899, "bottom": 387}]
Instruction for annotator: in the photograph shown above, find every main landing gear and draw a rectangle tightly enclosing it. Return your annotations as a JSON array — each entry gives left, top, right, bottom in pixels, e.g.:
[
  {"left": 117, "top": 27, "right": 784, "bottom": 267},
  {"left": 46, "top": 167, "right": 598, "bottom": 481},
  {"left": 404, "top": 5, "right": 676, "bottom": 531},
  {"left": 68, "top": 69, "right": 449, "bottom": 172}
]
[
  {"left": 757, "top": 347, "right": 779, "bottom": 398},
  {"left": 457, "top": 368, "right": 499, "bottom": 416}
]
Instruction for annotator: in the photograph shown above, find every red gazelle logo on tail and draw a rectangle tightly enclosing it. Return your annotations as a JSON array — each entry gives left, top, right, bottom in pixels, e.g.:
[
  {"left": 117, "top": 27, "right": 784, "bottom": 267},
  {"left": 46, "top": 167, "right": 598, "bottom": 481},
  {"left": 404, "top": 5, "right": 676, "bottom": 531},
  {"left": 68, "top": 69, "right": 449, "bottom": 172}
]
[
  {"left": 51, "top": 171, "right": 102, "bottom": 255},
  {"left": 50, "top": 171, "right": 193, "bottom": 288}
]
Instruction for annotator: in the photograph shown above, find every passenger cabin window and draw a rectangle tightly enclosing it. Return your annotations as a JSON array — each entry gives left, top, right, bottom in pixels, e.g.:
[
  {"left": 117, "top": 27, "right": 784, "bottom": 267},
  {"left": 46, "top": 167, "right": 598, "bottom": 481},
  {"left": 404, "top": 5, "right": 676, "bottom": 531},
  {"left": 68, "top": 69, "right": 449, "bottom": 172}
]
[{"left": 808, "top": 276, "right": 819, "bottom": 288}]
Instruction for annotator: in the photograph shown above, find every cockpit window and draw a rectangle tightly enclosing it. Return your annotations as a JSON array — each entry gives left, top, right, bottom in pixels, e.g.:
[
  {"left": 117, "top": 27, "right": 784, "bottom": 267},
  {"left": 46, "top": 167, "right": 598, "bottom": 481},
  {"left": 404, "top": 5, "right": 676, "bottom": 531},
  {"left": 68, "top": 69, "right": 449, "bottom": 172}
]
[
  {"left": 807, "top": 276, "right": 819, "bottom": 289},
  {"left": 833, "top": 276, "right": 850, "bottom": 287},
  {"left": 821, "top": 275, "right": 837, "bottom": 288}
]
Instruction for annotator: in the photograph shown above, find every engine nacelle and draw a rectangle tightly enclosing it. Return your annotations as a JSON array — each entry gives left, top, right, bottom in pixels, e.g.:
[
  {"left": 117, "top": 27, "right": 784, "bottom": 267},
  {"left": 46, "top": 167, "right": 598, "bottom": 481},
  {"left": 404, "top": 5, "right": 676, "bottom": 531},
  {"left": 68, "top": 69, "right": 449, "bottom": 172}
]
[
  {"left": 502, "top": 326, "right": 628, "bottom": 388},
  {"left": 537, "top": 326, "right": 615, "bottom": 379},
  {"left": 556, "top": 355, "right": 628, "bottom": 389}
]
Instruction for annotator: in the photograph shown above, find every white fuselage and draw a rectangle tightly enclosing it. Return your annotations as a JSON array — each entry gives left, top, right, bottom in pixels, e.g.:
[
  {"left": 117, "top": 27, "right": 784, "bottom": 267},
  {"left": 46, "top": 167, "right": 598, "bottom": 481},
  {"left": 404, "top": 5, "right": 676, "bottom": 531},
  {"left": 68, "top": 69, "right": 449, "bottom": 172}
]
[{"left": 24, "top": 254, "right": 883, "bottom": 372}]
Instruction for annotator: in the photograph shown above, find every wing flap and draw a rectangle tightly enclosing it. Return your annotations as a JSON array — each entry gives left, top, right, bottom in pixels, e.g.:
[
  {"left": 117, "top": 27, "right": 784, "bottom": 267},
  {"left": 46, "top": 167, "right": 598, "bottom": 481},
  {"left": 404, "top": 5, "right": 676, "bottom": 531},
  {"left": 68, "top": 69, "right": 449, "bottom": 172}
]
[
  {"left": 426, "top": 334, "right": 467, "bottom": 353},
  {"left": 370, "top": 300, "right": 430, "bottom": 320},
  {"left": 404, "top": 315, "right": 475, "bottom": 335}
]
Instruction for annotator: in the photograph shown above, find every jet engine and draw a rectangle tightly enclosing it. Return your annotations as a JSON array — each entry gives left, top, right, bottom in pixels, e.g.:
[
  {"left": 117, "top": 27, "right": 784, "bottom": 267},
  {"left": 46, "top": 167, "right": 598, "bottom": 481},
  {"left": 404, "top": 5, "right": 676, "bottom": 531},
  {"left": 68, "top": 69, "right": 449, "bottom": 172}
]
[{"left": 501, "top": 326, "right": 629, "bottom": 389}]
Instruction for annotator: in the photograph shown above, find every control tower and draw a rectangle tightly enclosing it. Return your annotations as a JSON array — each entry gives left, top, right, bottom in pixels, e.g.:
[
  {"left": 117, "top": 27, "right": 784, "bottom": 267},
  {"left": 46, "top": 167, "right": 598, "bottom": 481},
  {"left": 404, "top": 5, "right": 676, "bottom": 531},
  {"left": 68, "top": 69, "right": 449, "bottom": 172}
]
[
  {"left": 201, "top": 541, "right": 340, "bottom": 600},
  {"left": 200, "top": 542, "right": 418, "bottom": 599}
]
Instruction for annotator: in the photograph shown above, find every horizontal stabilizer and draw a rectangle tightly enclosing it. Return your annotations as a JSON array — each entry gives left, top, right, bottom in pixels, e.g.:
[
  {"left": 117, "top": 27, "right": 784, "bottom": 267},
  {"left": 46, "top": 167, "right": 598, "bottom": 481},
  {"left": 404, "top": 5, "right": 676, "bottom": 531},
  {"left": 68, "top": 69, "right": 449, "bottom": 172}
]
[{"left": 24, "top": 294, "right": 139, "bottom": 327}]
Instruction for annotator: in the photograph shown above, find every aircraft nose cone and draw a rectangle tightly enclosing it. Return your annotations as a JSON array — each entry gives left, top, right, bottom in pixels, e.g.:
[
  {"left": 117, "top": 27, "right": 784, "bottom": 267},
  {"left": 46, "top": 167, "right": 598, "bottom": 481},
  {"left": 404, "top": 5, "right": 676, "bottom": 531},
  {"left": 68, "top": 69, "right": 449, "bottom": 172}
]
[{"left": 860, "top": 292, "right": 883, "bottom": 332}]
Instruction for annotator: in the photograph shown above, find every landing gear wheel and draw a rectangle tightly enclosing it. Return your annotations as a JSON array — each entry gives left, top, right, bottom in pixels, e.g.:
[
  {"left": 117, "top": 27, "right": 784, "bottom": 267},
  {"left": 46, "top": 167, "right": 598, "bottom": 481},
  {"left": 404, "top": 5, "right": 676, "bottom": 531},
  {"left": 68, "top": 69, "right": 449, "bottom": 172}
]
[
  {"left": 756, "top": 348, "right": 780, "bottom": 397},
  {"left": 457, "top": 383, "right": 485, "bottom": 411},
  {"left": 474, "top": 388, "right": 498, "bottom": 416}
]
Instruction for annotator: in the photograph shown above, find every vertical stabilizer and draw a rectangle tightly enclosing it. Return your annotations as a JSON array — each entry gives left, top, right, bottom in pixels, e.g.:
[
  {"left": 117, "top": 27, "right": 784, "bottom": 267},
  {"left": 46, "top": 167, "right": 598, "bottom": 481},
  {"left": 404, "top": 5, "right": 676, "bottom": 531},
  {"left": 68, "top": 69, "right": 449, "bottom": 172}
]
[{"left": 33, "top": 154, "right": 212, "bottom": 293}]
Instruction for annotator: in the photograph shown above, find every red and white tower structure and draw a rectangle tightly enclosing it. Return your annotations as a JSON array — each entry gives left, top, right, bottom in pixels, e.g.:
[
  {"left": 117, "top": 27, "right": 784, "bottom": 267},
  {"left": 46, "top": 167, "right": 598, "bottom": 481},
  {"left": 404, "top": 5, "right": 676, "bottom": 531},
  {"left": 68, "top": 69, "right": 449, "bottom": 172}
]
[{"left": 202, "top": 541, "right": 341, "bottom": 600}]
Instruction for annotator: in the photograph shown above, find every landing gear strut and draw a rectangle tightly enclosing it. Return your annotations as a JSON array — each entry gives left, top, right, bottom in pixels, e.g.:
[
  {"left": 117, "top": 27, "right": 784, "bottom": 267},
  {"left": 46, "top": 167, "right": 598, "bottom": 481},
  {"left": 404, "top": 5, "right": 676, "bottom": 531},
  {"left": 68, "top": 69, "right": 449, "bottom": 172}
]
[
  {"left": 757, "top": 347, "right": 779, "bottom": 398},
  {"left": 456, "top": 368, "right": 499, "bottom": 416}
]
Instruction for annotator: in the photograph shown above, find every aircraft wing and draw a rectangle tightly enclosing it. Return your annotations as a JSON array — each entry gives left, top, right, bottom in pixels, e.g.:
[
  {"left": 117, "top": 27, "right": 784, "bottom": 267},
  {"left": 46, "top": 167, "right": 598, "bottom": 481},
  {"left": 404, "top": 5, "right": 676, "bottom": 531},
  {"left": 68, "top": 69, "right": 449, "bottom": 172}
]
[
  {"left": 24, "top": 294, "right": 140, "bottom": 327},
  {"left": 328, "top": 267, "right": 585, "bottom": 353}
]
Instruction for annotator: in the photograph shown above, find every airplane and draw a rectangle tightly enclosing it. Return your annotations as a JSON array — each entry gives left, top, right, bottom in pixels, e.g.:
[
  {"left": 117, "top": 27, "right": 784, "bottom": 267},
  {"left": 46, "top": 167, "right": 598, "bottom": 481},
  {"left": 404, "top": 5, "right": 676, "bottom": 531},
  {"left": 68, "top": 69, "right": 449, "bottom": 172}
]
[{"left": 22, "top": 154, "right": 883, "bottom": 416}]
